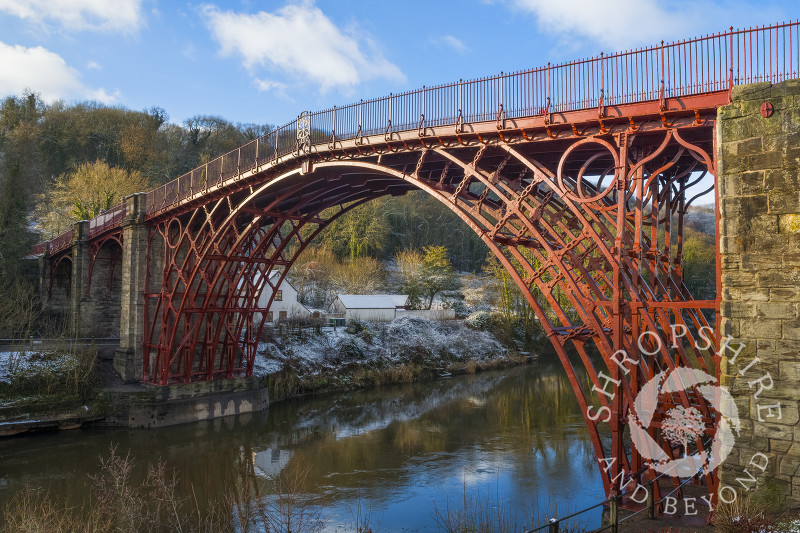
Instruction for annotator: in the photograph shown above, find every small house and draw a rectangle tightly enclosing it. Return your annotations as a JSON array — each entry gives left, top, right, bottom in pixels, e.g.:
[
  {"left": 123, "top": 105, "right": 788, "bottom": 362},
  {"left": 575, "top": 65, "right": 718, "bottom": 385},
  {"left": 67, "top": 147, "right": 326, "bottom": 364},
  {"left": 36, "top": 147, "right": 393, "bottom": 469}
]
[
  {"left": 256, "top": 272, "right": 311, "bottom": 323},
  {"left": 329, "top": 294, "right": 409, "bottom": 323}
]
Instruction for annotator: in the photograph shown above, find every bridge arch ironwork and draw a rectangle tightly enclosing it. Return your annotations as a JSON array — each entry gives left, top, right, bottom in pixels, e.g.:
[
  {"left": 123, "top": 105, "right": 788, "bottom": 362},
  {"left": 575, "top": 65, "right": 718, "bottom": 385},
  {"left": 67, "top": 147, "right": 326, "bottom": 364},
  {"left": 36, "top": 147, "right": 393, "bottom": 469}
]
[{"left": 137, "top": 122, "right": 718, "bottom": 501}]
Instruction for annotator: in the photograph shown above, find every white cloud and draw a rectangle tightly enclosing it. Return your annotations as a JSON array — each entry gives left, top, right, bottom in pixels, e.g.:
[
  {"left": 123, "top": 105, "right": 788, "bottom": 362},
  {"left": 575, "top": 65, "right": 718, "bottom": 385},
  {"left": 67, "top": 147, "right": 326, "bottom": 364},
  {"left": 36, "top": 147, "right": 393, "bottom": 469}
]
[
  {"left": 255, "top": 78, "right": 290, "bottom": 100},
  {"left": 255, "top": 79, "right": 288, "bottom": 92},
  {"left": 0, "top": 0, "right": 143, "bottom": 32},
  {"left": 0, "top": 41, "right": 121, "bottom": 103},
  {"left": 202, "top": 2, "right": 404, "bottom": 93},
  {"left": 0, "top": 41, "right": 82, "bottom": 101},
  {"left": 86, "top": 60, "right": 101, "bottom": 70},
  {"left": 433, "top": 34, "right": 468, "bottom": 53},
  {"left": 87, "top": 87, "right": 121, "bottom": 104},
  {"left": 508, "top": 0, "right": 712, "bottom": 51}
]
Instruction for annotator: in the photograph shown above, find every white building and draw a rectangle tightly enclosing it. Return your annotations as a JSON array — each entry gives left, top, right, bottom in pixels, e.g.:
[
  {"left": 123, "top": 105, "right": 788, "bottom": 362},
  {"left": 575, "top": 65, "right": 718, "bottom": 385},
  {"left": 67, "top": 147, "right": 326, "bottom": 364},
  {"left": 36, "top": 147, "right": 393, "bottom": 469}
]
[
  {"left": 328, "top": 295, "right": 456, "bottom": 323},
  {"left": 256, "top": 272, "right": 311, "bottom": 323},
  {"left": 329, "top": 294, "right": 409, "bottom": 323}
]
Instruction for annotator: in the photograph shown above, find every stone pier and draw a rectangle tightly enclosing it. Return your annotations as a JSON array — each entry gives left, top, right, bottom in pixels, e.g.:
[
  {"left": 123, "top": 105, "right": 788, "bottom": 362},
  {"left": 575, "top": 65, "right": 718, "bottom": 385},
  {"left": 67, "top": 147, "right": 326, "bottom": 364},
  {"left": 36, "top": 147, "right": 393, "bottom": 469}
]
[{"left": 718, "top": 78, "right": 800, "bottom": 503}]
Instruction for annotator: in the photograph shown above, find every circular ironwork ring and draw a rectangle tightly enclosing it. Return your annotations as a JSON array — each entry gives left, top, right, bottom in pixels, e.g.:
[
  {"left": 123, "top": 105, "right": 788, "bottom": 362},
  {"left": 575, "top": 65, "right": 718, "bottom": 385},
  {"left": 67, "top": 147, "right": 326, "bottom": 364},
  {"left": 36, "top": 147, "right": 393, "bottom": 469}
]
[{"left": 557, "top": 138, "right": 620, "bottom": 204}]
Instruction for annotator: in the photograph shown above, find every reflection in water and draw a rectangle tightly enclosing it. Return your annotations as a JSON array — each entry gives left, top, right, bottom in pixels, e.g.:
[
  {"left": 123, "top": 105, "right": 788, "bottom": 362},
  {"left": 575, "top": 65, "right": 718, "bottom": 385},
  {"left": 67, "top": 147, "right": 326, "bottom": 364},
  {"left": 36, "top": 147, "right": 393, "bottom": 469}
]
[{"left": 0, "top": 359, "right": 604, "bottom": 531}]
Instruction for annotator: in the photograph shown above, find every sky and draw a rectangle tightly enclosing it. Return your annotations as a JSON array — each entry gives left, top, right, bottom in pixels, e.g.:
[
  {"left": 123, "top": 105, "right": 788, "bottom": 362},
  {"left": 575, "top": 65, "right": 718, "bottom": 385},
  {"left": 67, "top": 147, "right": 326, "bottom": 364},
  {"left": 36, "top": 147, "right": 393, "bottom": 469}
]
[{"left": 0, "top": 0, "right": 796, "bottom": 129}]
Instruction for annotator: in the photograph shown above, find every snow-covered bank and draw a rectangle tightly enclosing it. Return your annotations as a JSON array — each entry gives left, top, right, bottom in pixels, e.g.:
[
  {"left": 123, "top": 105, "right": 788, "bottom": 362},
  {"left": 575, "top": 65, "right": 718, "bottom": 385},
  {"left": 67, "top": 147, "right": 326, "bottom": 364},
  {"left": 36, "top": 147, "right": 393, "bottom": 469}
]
[{"left": 253, "top": 316, "right": 524, "bottom": 399}]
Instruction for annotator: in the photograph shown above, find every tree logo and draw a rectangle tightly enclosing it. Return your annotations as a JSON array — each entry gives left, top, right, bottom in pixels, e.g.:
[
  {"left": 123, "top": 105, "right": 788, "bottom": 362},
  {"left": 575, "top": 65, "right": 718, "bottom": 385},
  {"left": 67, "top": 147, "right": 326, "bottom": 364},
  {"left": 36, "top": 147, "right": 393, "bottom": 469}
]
[{"left": 629, "top": 367, "right": 740, "bottom": 478}]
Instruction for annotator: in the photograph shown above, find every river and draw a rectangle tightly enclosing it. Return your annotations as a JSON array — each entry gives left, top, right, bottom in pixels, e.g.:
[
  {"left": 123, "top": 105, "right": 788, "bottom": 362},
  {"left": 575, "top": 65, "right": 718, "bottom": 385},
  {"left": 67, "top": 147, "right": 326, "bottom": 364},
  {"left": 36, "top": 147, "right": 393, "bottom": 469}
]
[{"left": 0, "top": 359, "right": 605, "bottom": 531}]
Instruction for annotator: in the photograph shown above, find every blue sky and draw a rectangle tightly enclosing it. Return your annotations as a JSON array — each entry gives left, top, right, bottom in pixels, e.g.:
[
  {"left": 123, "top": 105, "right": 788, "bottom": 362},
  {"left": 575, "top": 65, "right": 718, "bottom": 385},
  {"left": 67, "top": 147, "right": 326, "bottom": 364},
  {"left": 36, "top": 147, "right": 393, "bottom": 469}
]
[{"left": 0, "top": 0, "right": 795, "bottom": 128}]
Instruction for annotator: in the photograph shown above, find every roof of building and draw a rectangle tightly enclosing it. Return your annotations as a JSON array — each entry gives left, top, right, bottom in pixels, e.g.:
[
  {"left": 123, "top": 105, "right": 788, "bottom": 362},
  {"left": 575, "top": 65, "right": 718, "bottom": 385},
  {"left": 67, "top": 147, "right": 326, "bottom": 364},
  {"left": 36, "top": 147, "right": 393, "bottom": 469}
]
[{"left": 335, "top": 294, "right": 409, "bottom": 309}]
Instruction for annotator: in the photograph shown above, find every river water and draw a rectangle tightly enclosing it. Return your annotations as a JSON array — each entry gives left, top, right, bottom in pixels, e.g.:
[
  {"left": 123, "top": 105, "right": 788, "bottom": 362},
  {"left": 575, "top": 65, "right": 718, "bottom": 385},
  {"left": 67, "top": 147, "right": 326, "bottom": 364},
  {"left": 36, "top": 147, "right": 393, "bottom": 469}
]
[{"left": 0, "top": 359, "right": 605, "bottom": 531}]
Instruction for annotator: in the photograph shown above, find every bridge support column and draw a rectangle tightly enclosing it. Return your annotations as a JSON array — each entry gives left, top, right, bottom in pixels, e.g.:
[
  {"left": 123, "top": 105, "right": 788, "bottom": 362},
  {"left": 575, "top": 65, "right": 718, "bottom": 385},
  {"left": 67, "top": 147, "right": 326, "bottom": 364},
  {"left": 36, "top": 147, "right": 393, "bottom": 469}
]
[
  {"left": 114, "top": 193, "right": 148, "bottom": 382},
  {"left": 70, "top": 220, "right": 90, "bottom": 336},
  {"left": 718, "top": 78, "right": 800, "bottom": 504}
]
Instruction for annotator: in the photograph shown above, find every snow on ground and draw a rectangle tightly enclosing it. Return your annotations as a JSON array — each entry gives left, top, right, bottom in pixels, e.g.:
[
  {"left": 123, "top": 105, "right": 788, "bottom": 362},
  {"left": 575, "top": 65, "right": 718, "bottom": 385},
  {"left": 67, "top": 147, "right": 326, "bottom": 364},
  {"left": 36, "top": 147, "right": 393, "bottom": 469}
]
[
  {"left": 0, "top": 351, "right": 34, "bottom": 384},
  {"left": 253, "top": 316, "right": 507, "bottom": 378},
  {"left": 0, "top": 350, "right": 82, "bottom": 386}
]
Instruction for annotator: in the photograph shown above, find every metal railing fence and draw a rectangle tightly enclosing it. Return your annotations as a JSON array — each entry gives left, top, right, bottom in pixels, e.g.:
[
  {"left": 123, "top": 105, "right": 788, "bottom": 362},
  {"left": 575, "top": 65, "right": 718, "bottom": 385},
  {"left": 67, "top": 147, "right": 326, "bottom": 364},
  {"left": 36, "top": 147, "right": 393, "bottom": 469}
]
[{"left": 31, "top": 21, "right": 800, "bottom": 251}]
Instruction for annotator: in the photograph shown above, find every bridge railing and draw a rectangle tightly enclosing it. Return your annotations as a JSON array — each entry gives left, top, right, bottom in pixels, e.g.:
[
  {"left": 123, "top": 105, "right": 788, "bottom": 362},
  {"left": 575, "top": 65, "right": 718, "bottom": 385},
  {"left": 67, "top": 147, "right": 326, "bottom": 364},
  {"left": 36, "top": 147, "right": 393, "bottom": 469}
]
[
  {"left": 49, "top": 228, "right": 75, "bottom": 255},
  {"left": 35, "top": 21, "right": 800, "bottom": 249},
  {"left": 28, "top": 242, "right": 47, "bottom": 257},
  {"left": 88, "top": 201, "right": 125, "bottom": 239}
]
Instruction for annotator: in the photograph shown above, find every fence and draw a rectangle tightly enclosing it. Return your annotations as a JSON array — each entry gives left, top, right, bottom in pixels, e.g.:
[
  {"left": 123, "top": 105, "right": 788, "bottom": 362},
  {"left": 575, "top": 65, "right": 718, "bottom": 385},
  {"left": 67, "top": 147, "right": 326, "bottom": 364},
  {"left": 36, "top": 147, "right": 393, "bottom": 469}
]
[
  {"left": 36, "top": 21, "right": 800, "bottom": 248},
  {"left": 524, "top": 466, "right": 704, "bottom": 532}
]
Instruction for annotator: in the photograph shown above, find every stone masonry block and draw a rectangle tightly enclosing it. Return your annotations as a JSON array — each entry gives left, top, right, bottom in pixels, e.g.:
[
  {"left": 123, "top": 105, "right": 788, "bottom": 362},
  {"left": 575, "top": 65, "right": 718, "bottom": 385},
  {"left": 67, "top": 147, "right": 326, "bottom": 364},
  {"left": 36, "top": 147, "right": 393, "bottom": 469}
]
[
  {"left": 722, "top": 195, "right": 769, "bottom": 218},
  {"left": 774, "top": 340, "right": 800, "bottom": 359},
  {"left": 736, "top": 137, "right": 764, "bottom": 156},
  {"left": 769, "top": 286, "right": 800, "bottom": 302},
  {"left": 751, "top": 400, "right": 799, "bottom": 426},
  {"left": 720, "top": 173, "right": 742, "bottom": 197},
  {"left": 779, "top": 361, "right": 800, "bottom": 381},
  {"left": 720, "top": 236, "right": 743, "bottom": 254},
  {"left": 758, "top": 302, "right": 798, "bottom": 320},
  {"left": 764, "top": 168, "right": 800, "bottom": 192},
  {"left": 721, "top": 254, "right": 742, "bottom": 270},
  {"left": 734, "top": 288, "right": 770, "bottom": 301},
  {"left": 722, "top": 270, "right": 757, "bottom": 288},
  {"left": 771, "top": 438, "right": 793, "bottom": 454},
  {"left": 757, "top": 269, "right": 800, "bottom": 288},
  {"left": 741, "top": 252, "right": 782, "bottom": 271},
  {"left": 780, "top": 214, "right": 800, "bottom": 234},
  {"left": 755, "top": 422, "right": 794, "bottom": 441},
  {"left": 739, "top": 317, "right": 782, "bottom": 341},
  {"left": 730, "top": 82, "right": 772, "bottom": 99},
  {"left": 720, "top": 317, "right": 740, "bottom": 338},
  {"left": 749, "top": 151, "right": 784, "bottom": 171},
  {"left": 723, "top": 301, "right": 757, "bottom": 318},
  {"left": 740, "top": 170, "right": 765, "bottom": 194},
  {"left": 783, "top": 321, "right": 800, "bottom": 341},
  {"left": 769, "top": 192, "right": 800, "bottom": 214}
]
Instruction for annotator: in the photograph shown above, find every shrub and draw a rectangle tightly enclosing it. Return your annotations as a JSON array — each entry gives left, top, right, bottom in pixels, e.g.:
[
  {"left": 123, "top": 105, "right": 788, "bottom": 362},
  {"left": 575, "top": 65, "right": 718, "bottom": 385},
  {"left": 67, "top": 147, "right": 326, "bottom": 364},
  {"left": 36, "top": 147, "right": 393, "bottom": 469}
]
[
  {"left": 337, "top": 336, "right": 368, "bottom": 361},
  {"left": 465, "top": 311, "right": 492, "bottom": 330}
]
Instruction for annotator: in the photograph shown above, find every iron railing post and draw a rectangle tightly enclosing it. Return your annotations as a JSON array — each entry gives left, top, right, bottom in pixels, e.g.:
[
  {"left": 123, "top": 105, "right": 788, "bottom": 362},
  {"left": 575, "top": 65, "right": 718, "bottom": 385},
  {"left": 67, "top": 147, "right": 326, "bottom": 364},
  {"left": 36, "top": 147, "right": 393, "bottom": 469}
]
[
  {"left": 497, "top": 71, "right": 504, "bottom": 129},
  {"left": 599, "top": 52, "right": 605, "bottom": 116},
  {"left": 545, "top": 62, "right": 551, "bottom": 123},
  {"left": 660, "top": 40, "right": 665, "bottom": 109},
  {"left": 420, "top": 85, "right": 426, "bottom": 135},
  {"left": 387, "top": 93, "right": 392, "bottom": 136},
  {"left": 331, "top": 105, "right": 336, "bottom": 146},
  {"left": 610, "top": 495, "right": 619, "bottom": 533},
  {"left": 254, "top": 135, "right": 259, "bottom": 168},
  {"left": 358, "top": 99, "right": 363, "bottom": 140},
  {"left": 729, "top": 26, "right": 735, "bottom": 98},
  {"left": 457, "top": 78, "right": 463, "bottom": 133},
  {"left": 647, "top": 481, "right": 655, "bottom": 519}
]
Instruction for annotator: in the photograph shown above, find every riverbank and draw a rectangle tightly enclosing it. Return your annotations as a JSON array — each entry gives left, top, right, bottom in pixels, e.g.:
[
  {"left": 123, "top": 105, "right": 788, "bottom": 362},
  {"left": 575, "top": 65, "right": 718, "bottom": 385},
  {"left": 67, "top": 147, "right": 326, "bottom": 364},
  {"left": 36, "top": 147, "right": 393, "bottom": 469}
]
[
  {"left": 0, "top": 363, "right": 606, "bottom": 532},
  {"left": 0, "top": 316, "right": 537, "bottom": 431},
  {"left": 255, "top": 315, "right": 535, "bottom": 403}
]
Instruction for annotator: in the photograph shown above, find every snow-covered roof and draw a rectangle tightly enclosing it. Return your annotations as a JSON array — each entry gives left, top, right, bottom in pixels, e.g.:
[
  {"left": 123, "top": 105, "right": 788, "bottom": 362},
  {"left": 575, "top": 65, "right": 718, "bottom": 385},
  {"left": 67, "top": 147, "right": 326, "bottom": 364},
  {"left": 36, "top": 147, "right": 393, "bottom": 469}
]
[{"left": 336, "top": 294, "right": 409, "bottom": 309}]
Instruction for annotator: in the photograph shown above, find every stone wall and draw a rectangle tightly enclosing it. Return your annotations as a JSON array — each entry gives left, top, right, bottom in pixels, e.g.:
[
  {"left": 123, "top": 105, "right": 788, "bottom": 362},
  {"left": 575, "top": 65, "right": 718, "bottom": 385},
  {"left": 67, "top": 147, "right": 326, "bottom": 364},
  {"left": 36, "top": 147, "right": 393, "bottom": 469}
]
[{"left": 718, "top": 78, "right": 800, "bottom": 503}]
